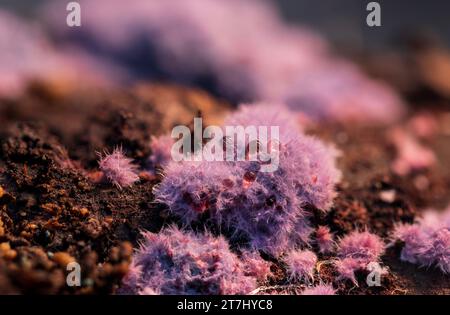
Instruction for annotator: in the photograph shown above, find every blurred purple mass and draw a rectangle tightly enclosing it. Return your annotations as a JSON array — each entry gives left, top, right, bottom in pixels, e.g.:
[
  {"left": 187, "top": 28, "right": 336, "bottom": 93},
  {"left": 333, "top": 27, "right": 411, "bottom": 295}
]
[
  {"left": 0, "top": 9, "right": 122, "bottom": 98},
  {"left": 40, "top": 0, "right": 405, "bottom": 124}
]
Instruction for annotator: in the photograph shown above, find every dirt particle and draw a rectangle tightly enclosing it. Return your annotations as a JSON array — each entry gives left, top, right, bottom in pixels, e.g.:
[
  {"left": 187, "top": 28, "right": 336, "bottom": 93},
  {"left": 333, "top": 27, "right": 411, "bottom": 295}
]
[
  {"left": 414, "top": 175, "right": 430, "bottom": 191},
  {"left": 52, "top": 252, "right": 75, "bottom": 267},
  {"left": 40, "top": 203, "right": 61, "bottom": 215},
  {"left": 379, "top": 190, "right": 397, "bottom": 203},
  {"left": 138, "top": 171, "right": 156, "bottom": 181},
  {"left": 83, "top": 218, "right": 103, "bottom": 238},
  {"left": 0, "top": 219, "right": 4, "bottom": 237},
  {"left": 20, "top": 231, "right": 33, "bottom": 239},
  {"left": 104, "top": 216, "right": 113, "bottom": 225},
  {"left": 79, "top": 208, "right": 89, "bottom": 217},
  {"left": 120, "top": 242, "right": 133, "bottom": 258},
  {"left": 87, "top": 171, "right": 104, "bottom": 184},
  {"left": 71, "top": 207, "right": 90, "bottom": 217},
  {"left": 0, "top": 242, "right": 17, "bottom": 260}
]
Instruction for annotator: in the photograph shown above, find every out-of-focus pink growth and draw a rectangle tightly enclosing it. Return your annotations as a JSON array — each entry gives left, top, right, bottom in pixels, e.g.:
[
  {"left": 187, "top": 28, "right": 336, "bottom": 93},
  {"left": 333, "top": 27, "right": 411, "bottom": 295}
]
[
  {"left": 284, "top": 249, "right": 317, "bottom": 281},
  {"left": 407, "top": 113, "right": 439, "bottom": 139},
  {"left": 43, "top": 0, "right": 324, "bottom": 99},
  {"left": 0, "top": 10, "right": 119, "bottom": 98},
  {"left": 98, "top": 147, "right": 139, "bottom": 189},
  {"left": 148, "top": 134, "right": 175, "bottom": 170},
  {"left": 388, "top": 127, "right": 436, "bottom": 176},
  {"left": 391, "top": 207, "right": 450, "bottom": 274},
  {"left": 335, "top": 231, "right": 385, "bottom": 284},
  {"left": 315, "top": 226, "right": 335, "bottom": 254},
  {"left": 120, "top": 226, "right": 265, "bottom": 295},
  {"left": 290, "top": 135, "right": 342, "bottom": 211},
  {"left": 301, "top": 283, "right": 336, "bottom": 295},
  {"left": 44, "top": 0, "right": 405, "bottom": 124}
]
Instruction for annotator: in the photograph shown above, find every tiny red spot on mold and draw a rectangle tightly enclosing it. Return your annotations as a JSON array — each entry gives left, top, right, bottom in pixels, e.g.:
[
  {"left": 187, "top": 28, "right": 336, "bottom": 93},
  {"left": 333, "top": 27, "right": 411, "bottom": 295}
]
[
  {"left": 193, "top": 201, "right": 208, "bottom": 213},
  {"left": 243, "top": 171, "right": 256, "bottom": 189}
]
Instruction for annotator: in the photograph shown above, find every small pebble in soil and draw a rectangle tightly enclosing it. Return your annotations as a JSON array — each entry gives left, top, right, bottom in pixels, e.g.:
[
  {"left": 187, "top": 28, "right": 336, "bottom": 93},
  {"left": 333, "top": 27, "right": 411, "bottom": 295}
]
[
  {"left": 0, "top": 242, "right": 17, "bottom": 260},
  {"left": 379, "top": 189, "right": 396, "bottom": 203},
  {"left": 414, "top": 175, "right": 430, "bottom": 191},
  {"left": 52, "top": 252, "right": 76, "bottom": 267}
]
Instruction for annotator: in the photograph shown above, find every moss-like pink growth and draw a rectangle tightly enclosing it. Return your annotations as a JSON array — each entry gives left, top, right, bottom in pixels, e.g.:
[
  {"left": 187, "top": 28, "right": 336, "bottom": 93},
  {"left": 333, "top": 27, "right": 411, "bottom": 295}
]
[
  {"left": 155, "top": 158, "right": 311, "bottom": 256},
  {"left": 391, "top": 207, "right": 450, "bottom": 274},
  {"left": 223, "top": 104, "right": 341, "bottom": 222},
  {"left": 301, "top": 283, "right": 336, "bottom": 295},
  {"left": 335, "top": 231, "right": 385, "bottom": 284},
  {"left": 0, "top": 9, "right": 118, "bottom": 98},
  {"left": 284, "top": 249, "right": 317, "bottom": 281},
  {"left": 388, "top": 127, "right": 436, "bottom": 176},
  {"left": 154, "top": 160, "right": 232, "bottom": 223},
  {"left": 155, "top": 104, "right": 341, "bottom": 256},
  {"left": 284, "top": 60, "right": 405, "bottom": 124},
  {"left": 98, "top": 147, "right": 139, "bottom": 189},
  {"left": 315, "top": 225, "right": 335, "bottom": 254},
  {"left": 119, "top": 226, "right": 265, "bottom": 295},
  {"left": 407, "top": 113, "right": 439, "bottom": 140}
]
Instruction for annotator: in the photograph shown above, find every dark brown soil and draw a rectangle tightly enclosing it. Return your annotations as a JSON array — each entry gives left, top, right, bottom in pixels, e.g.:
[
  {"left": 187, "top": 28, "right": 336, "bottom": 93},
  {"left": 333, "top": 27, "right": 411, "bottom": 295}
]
[{"left": 0, "top": 75, "right": 449, "bottom": 294}]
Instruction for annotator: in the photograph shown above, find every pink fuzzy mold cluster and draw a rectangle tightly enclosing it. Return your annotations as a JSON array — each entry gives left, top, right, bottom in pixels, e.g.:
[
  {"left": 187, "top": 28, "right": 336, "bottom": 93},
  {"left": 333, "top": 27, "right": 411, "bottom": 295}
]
[
  {"left": 284, "top": 249, "right": 317, "bottom": 282},
  {"left": 98, "top": 147, "right": 139, "bottom": 189},
  {"left": 44, "top": 0, "right": 405, "bottom": 124},
  {"left": 148, "top": 134, "right": 176, "bottom": 171},
  {"left": 119, "top": 226, "right": 270, "bottom": 295},
  {"left": 154, "top": 104, "right": 341, "bottom": 256},
  {"left": 335, "top": 231, "right": 386, "bottom": 284},
  {"left": 315, "top": 226, "right": 335, "bottom": 254},
  {"left": 391, "top": 207, "right": 450, "bottom": 274}
]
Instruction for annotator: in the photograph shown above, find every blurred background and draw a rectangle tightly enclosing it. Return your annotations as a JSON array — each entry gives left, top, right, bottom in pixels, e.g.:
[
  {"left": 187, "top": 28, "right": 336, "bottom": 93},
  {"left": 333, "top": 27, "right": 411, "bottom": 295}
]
[
  {"left": 1, "top": 0, "right": 449, "bottom": 52},
  {"left": 1, "top": 0, "right": 449, "bottom": 122}
]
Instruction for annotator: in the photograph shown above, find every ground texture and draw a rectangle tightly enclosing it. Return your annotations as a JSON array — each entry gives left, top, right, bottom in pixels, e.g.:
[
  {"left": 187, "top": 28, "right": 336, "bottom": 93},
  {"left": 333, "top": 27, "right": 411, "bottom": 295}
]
[{"left": 0, "top": 58, "right": 449, "bottom": 294}]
